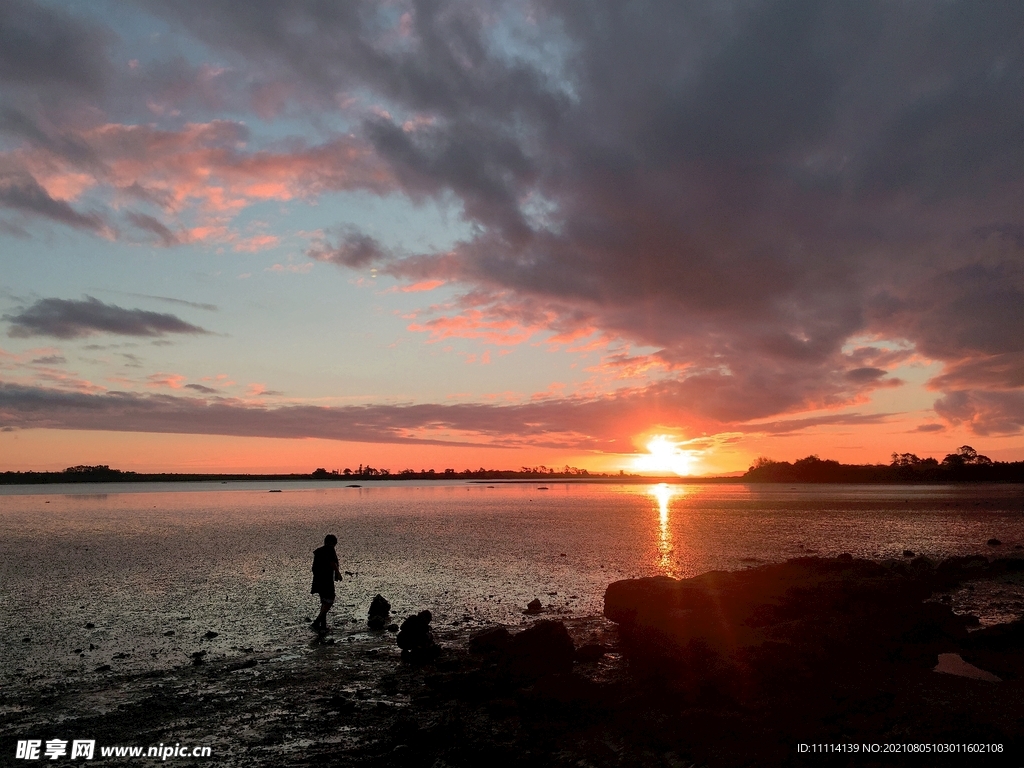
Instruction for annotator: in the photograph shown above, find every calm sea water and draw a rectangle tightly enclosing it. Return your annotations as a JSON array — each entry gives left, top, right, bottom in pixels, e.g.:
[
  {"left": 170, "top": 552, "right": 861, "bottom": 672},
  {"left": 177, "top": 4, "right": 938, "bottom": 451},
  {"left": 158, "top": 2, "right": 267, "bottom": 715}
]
[{"left": 2, "top": 481, "right": 1023, "bottom": 690}]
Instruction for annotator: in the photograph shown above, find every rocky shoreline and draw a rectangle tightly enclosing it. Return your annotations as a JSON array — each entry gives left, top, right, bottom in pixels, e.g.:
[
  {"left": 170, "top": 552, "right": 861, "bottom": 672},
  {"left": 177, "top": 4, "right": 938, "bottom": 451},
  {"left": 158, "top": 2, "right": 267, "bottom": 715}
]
[{"left": 3, "top": 555, "right": 1022, "bottom": 767}]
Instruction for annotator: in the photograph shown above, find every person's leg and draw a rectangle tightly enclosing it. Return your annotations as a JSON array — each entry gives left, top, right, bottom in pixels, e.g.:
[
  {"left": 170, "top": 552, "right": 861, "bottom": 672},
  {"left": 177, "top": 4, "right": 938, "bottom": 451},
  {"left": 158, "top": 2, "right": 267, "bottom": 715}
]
[{"left": 315, "top": 598, "right": 332, "bottom": 630}]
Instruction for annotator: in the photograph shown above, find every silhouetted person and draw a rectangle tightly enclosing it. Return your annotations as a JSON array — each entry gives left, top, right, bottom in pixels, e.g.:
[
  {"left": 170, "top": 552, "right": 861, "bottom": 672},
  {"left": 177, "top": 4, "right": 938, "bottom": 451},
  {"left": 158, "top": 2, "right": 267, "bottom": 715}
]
[{"left": 310, "top": 534, "right": 342, "bottom": 632}]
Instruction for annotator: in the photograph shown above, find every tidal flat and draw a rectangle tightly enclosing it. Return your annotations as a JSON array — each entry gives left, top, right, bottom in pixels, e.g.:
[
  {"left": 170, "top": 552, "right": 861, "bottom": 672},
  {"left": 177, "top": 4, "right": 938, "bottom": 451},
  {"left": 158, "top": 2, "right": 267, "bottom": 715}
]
[{"left": 2, "top": 483, "right": 1023, "bottom": 765}]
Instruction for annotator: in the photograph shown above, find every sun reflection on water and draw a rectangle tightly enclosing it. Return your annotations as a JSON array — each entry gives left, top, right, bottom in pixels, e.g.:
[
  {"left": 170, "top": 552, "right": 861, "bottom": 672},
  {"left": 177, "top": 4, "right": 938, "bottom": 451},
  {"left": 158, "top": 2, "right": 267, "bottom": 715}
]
[{"left": 650, "top": 483, "right": 682, "bottom": 578}]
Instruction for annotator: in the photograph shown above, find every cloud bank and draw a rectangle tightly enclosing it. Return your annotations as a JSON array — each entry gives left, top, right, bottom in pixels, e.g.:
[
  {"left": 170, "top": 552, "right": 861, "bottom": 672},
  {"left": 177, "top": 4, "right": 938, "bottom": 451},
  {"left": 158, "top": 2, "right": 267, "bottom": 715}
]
[
  {"left": 156, "top": 0, "right": 1024, "bottom": 433},
  {"left": 4, "top": 296, "right": 210, "bottom": 339},
  {"left": 2, "top": 0, "right": 1024, "bottom": 445},
  {"left": 0, "top": 380, "right": 894, "bottom": 450}
]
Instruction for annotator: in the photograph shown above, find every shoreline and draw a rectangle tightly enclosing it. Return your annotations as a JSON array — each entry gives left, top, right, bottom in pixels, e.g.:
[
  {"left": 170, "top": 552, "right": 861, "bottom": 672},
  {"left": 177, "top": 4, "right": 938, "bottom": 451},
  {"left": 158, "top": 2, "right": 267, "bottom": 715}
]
[
  {"left": 6, "top": 475, "right": 1024, "bottom": 489},
  {"left": 4, "top": 555, "right": 1023, "bottom": 766}
]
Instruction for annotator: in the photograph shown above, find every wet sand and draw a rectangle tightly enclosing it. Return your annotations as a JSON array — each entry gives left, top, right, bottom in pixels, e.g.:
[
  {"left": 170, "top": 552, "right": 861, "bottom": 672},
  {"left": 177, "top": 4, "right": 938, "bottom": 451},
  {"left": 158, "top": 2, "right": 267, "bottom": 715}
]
[
  {"left": 1, "top": 616, "right": 627, "bottom": 767},
  {"left": 4, "top": 485, "right": 1024, "bottom": 765},
  {"left": 4, "top": 560, "right": 1023, "bottom": 768}
]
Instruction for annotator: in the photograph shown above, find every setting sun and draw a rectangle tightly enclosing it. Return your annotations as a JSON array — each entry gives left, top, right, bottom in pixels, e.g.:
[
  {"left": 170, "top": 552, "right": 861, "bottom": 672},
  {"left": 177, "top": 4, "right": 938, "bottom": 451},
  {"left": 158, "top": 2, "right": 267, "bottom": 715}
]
[{"left": 632, "top": 436, "right": 698, "bottom": 476}]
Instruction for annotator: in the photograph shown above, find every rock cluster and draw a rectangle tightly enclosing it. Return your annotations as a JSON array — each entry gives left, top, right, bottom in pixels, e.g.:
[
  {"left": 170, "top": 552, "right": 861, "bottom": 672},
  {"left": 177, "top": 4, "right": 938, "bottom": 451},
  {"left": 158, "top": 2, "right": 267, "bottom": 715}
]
[
  {"left": 602, "top": 554, "right": 1024, "bottom": 759},
  {"left": 604, "top": 555, "right": 990, "bottom": 692},
  {"left": 465, "top": 619, "right": 579, "bottom": 682}
]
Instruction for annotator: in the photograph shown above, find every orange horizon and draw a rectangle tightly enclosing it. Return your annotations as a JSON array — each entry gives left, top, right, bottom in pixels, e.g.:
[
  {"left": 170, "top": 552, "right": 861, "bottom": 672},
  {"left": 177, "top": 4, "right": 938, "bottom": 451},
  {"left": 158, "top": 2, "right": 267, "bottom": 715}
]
[{"left": 3, "top": 427, "right": 1021, "bottom": 476}]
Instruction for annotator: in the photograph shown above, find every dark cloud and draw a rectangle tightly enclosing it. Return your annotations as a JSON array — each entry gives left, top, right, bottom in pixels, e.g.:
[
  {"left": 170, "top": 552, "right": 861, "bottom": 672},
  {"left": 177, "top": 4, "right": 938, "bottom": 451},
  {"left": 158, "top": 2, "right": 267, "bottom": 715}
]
[
  {"left": 5, "top": 0, "right": 1024, "bottom": 435},
  {"left": 307, "top": 229, "right": 390, "bottom": 268},
  {"left": 0, "top": 379, "right": 893, "bottom": 450},
  {"left": 124, "top": 293, "right": 218, "bottom": 312},
  {"left": 0, "top": 380, "right": 586, "bottom": 448},
  {"left": 0, "top": 173, "right": 108, "bottom": 233},
  {"left": 735, "top": 412, "right": 895, "bottom": 437},
  {"left": 845, "top": 367, "right": 887, "bottom": 384},
  {"left": 30, "top": 355, "right": 66, "bottom": 365},
  {"left": 0, "top": 106, "right": 98, "bottom": 165},
  {"left": 0, "top": 0, "right": 110, "bottom": 93},
  {"left": 4, "top": 296, "right": 210, "bottom": 339},
  {"left": 184, "top": 383, "right": 218, "bottom": 394},
  {"left": 161, "top": 0, "right": 1024, "bottom": 428},
  {"left": 0, "top": 218, "right": 29, "bottom": 238},
  {"left": 933, "top": 390, "right": 1024, "bottom": 436},
  {"left": 125, "top": 211, "right": 180, "bottom": 247}
]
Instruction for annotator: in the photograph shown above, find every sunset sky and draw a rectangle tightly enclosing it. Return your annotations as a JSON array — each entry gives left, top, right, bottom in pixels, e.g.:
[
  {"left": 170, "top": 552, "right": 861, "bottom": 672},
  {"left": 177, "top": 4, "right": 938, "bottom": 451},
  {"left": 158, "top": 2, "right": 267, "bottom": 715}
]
[{"left": 2, "top": 0, "right": 1024, "bottom": 475}]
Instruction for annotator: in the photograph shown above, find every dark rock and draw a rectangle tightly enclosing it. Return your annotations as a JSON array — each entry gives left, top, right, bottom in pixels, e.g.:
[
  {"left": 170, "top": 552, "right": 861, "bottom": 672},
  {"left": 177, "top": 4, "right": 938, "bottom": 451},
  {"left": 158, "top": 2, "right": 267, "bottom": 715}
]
[
  {"left": 603, "top": 556, "right": 968, "bottom": 698},
  {"left": 575, "top": 643, "right": 609, "bottom": 663},
  {"left": 386, "top": 623, "right": 399, "bottom": 632},
  {"left": 935, "top": 554, "right": 989, "bottom": 584},
  {"left": 368, "top": 594, "right": 392, "bottom": 630},
  {"left": 468, "top": 626, "right": 512, "bottom": 655},
  {"left": 323, "top": 693, "right": 356, "bottom": 713},
  {"left": 902, "top": 549, "right": 915, "bottom": 557},
  {"left": 961, "top": 618, "right": 1024, "bottom": 680},
  {"left": 94, "top": 664, "right": 111, "bottom": 673},
  {"left": 908, "top": 555, "right": 935, "bottom": 572},
  {"left": 204, "top": 630, "right": 219, "bottom": 639},
  {"left": 191, "top": 651, "right": 207, "bottom": 665},
  {"left": 603, "top": 575, "right": 679, "bottom": 626},
  {"left": 519, "top": 671, "right": 606, "bottom": 708},
  {"left": 525, "top": 598, "right": 543, "bottom": 614},
  {"left": 397, "top": 610, "right": 440, "bottom": 662},
  {"left": 964, "top": 617, "right": 1024, "bottom": 653},
  {"left": 505, "top": 619, "right": 575, "bottom": 678},
  {"left": 163, "top": 630, "right": 175, "bottom": 636},
  {"left": 85, "top": 622, "right": 95, "bottom": 629},
  {"left": 22, "top": 637, "right": 30, "bottom": 643},
  {"left": 987, "top": 538, "right": 1002, "bottom": 546}
]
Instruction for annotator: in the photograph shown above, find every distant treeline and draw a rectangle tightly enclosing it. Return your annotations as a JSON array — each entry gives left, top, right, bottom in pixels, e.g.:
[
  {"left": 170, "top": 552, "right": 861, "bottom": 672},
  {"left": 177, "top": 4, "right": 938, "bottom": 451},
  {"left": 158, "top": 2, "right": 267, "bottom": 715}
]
[
  {"left": 742, "top": 446, "right": 1024, "bottom": 483},
  {"left": 6, "top": 448, "right": 1024, "bottom": 485},
  {"left": 311, "top": 465, "right": 609, "bottom": 481},
  {"left": 0, "top": 465, "right": 315, "bottom": 485},
  {"left": 0, "top": 463, "right": 618, "bottom": 485}
]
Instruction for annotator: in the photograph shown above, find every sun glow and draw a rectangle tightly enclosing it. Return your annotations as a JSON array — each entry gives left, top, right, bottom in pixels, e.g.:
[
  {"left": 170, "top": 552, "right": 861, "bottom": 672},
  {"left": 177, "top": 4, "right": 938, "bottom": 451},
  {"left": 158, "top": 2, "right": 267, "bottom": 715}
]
[{"left": 632, "top": 435, "right": 697, "bottom": 476}]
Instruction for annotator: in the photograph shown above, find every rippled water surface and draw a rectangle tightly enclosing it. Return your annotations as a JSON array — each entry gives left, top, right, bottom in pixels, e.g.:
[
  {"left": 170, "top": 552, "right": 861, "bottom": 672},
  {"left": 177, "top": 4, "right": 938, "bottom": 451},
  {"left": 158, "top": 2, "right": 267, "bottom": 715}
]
[{"left": 2, "top": 481, "right": 1023, "bottom": 689}]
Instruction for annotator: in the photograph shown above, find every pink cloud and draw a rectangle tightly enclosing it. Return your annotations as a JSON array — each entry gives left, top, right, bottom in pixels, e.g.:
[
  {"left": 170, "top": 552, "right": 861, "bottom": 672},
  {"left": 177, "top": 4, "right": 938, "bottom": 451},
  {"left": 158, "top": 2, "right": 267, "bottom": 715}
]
[
  {"left": 6, "top": 121, "right": 395, "bottom": 245},
  {"left": 407, "top": 309, "right": 538, "bottom": 346},
  {"left": 146, "top": 372, "right": 186, "bottom": 389},
  {"left": 266, "top": 261, "right": 312, "bottom": 273},
  {"left": 394, "top": 279, "right": 446, "bottom": 293},
  {"left": 233, "top": 233, "right": 281, "bottom": 252},
  {"left": 460, "top": 349, "right": 492, "bottom": 365},
  {"left": 246, "top": 383, "right": 283, "bottom": 398}
]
